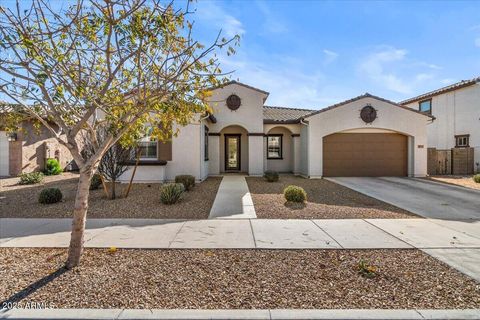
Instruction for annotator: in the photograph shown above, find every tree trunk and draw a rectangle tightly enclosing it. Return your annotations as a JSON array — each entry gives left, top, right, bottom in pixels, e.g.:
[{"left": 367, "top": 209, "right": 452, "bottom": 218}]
[
  {"left": 111, "top": 179, "right": 116, "bottom": 200},
  {"left": 66, "top": 168, "right": 93, "bottom": 269}
]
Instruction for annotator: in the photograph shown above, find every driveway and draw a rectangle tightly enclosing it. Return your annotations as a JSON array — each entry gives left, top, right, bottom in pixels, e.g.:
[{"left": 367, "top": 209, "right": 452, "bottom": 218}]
[{"left": 326, "top": 177, "right": 480, "bottom": 220}]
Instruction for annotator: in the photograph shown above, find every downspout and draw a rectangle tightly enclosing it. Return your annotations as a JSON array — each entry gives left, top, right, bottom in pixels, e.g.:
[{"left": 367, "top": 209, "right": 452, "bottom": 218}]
[{"left": 299, "top": 118, "right": 309, "bottom": 177}]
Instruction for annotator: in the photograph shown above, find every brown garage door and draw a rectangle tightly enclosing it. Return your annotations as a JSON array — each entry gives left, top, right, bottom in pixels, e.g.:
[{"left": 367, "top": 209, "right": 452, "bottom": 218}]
[{"left": 323, "top": 133, "right": 408, "bottom": 177}]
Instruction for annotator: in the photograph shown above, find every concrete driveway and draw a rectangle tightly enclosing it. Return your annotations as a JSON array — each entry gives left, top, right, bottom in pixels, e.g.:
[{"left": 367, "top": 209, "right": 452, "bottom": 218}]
[{"left": 327, "top": 177, "right": 480, "bottom": 220}]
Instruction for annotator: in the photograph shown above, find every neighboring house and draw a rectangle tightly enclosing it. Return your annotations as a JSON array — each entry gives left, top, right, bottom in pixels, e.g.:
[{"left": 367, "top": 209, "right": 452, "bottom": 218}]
[
  {"left": 0, "top": 119, "right": 73, "bottom": 177},
  {"left": 401, "top": 77, "right": 480, "bottom": 175},
  {"left": 118, "top": 81, "right": 433, "bottom": 182}
]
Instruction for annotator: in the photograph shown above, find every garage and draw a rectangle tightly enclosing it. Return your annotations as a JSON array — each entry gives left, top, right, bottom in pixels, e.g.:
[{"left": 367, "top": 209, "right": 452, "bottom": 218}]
[
  {"left": 323, "top": 132, "right": 408, "bottom": 177},
  {"left": 0, "top": 131, "right": 9, "bottom": 176}
]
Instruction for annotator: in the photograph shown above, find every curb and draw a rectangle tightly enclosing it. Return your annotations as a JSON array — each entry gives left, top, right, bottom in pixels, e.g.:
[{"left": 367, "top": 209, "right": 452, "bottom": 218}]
[{"left": 1, "top": 308, "right": 480, "bottom": 320}]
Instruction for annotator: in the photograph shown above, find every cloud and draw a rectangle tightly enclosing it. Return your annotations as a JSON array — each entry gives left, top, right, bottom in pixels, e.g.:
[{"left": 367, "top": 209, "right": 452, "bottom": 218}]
[
  {"left": 475, "top": 37, "right": 480, "bottom": 47},
  {"left": 358, "top": 46, "right": 440, "bottom": 95},
  {"left": 441, "top": 78, "right": 456, "bottom": 85},
  {"left": 195, "top": 2, "right": 245, "bottom": 38},
  {"left": 323, "top": 49, "right": 339, "bottom": 65},
  {"left": 255, "top": 1, "right": 288, "bottom": 34}
]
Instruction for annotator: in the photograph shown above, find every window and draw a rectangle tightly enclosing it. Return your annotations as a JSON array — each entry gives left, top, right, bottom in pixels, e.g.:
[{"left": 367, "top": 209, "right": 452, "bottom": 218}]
[
  {"left": 419, "top": 99, "right": 432, "bottom": 114},
  {"left": 138, "top": 127, "right": 157, "bottom": 159},
  {"left": 267, "top": 135, "right": 282, "bottom": 159},
  {"left": 204, "top": 126, "right": 209, "bottom": 161},
  {"left": 455, "top": 134, "right": 470, "bottom": 147}
]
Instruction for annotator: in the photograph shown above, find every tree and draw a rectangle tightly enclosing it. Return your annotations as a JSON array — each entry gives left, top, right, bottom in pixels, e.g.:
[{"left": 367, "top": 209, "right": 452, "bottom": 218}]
[
  {"left": 98, "top": 143, "right": 131, "bottom": 199},
  {"left": 0, "top": 0, "right": 238, "bottom": 268}
]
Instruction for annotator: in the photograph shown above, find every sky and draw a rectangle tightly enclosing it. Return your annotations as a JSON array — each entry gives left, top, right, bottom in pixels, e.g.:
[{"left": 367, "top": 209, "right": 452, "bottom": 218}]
[
  {"left": 2, "top": 0, "right": 480, "bottom": 110},
  {"left": 189, "top": 0, "right": 480, "bottom": 109}
]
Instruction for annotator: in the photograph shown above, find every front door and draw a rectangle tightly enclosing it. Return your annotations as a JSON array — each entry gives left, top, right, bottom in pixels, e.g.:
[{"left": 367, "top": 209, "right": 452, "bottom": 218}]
[{"left": 225, "top": 134, "right": 241, "bottom": 171}]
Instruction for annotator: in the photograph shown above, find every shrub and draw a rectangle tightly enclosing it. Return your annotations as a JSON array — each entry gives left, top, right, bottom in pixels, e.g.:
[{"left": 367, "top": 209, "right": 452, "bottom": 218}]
[
  {"left": 358, "top": 259, "right": 377, "bottom": 279},
  {"left": 45, "top": 158, "right": 63, "bottom": 176},
  {"left": 38, "top": 187, "right": 63, "bottom": 204},
  {"left": 473, "top": 174, "right": 480, "bottom": 184},
  {"left": 19, "top": 172, "right": 44, "bottom": 185},
  {"left": 284, "top": 185, "right": 307, "bottom": 203},
  {"left": 160, "top": 183, "right": 185, "bottom": 205},
  {"left": 175, "top": 175, "right": 195, "bottom": 191},
  {"left": 90, "top": 173, "right": 103, "bottom": 190},
  {"left": 263, "top": 170, "right": 279, "bottom": 182}
]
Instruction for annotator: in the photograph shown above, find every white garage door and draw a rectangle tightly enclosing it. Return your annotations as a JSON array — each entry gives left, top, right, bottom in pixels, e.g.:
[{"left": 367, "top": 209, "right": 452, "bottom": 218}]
[{"left": 0, "top": 131, "right": 9, "bottom": 176}]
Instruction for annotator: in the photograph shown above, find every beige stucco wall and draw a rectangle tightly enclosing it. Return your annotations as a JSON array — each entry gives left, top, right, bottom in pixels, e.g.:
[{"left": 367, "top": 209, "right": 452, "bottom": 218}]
[
  {"left": 306, "top": 97, "right": 430, "bottom": 177},
  {"left": 405, "top": 84, "right": 480, "bottom": 166},
  {"left": 219, "top": 125, "right": 249, "bottom": 173}
]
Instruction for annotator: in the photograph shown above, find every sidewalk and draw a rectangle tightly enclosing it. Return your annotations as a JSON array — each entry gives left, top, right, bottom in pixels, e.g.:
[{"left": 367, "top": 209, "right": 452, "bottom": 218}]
[
  {"left": 208, "top": 175, "right": 256, "bottom": 219},
  {"left": 2, "top": 217, "right": 480, "bottom": 281},
  {"left": 2, "top": 308, "right": 480, "bottom": 320}
]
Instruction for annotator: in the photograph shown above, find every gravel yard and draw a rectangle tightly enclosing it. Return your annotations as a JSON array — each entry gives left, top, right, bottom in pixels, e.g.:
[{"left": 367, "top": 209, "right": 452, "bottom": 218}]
[
  {"left": 427, "top": 175, "right": 480, "bottom": 191},
  {"left": 1, "top": 248, "right": 479, "bottom": 309},
  {"left": 0, "top": 173, "right": 221, "bottom": 219},
  {"left": 246, "top": 175, "right": 416, "bottom": 219}
]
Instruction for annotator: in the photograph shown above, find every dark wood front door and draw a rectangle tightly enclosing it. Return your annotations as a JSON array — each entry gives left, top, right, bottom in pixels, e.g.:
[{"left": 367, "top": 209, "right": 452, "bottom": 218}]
[{"left": 225, "top": 134, "right": 241, "bottom": 171}]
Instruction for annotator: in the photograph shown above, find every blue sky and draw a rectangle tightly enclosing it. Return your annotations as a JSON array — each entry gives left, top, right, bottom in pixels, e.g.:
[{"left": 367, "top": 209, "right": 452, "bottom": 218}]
[
  {"left": 191, "top": 0, "right": 480, "bottom": 109},
  {"left": 2, "top": 1, "right": 480, "bottom": 110}
]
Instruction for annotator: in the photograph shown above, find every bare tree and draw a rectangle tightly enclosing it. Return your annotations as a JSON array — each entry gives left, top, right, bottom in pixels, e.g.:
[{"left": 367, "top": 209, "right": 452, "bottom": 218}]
[
  {"left": 0, "top": 0, "right": 238, "bottom": 268},
  {"left": 98, "top": 143, "right": 131, "bottom": 199}
]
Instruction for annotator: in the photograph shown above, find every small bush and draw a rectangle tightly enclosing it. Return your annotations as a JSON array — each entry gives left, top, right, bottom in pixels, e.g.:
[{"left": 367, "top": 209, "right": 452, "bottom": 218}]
[
  {"left": 263, "top": 170, "right": 279, "bottom": 182},
  {"left": 45, "top": 158, "right": 63, "bottom": 176},
  {"left": 160, "top": 183, "right": 185, "bottom": 205},
  {"left": 19, "top": 172, "right": 44, "bottom": 185},
  {"left": 175, "top": 175, "right": 195, "bottom": 191},
  {"left": 473, "top": 174, "right": 480, "bottom": 184},
  {"left": 358, "top": 259, "right": 377, "bottom": 279},
  {"left": 38, "top": 187, "right": 63, "bottom": 204},
  {"left": 90, "top": 173, "right": 103, "bottom": 190},
  {"left": 284, "top": 185, "right": 307, "bottom": 203}
]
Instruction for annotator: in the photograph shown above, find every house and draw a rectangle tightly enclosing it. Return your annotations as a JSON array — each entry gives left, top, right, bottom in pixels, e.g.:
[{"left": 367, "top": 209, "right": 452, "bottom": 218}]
[
  {"left": 0, "top": 117, "right": 74, "bottom": 177},
  {"left": 401, "top": 77, "right": 480, "bottom": 175},
  {"left": 118, "top": 81, "right": 434, "bottom": 182}
]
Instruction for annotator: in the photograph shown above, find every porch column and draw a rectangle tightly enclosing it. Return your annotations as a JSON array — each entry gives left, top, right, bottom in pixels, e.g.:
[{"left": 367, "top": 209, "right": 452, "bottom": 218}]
[
  {"left": 208, "top": 133, "right": 220, "bottom": 175},
  {"left": 248, "top": 133, "right": 264, "bottom": 176},
  {"left": 292, "top": 134, "right": 301, "bottom": 174}
]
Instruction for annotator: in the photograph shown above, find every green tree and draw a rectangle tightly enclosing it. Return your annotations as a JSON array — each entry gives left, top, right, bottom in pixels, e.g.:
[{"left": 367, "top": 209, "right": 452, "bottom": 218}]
[{"left": 0, "top": 0, "right": 238, "bottom": 268}]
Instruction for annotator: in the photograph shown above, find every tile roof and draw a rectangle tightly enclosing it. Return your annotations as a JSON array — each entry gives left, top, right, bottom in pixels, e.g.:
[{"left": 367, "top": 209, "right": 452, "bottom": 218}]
[
  {"left": 263, "top": 105, "right": 314, "bottom": 123},
  {"left": 303, "top": 93, "right": 435, "bottom": 120},
  {"left": 400, "top": 77, "right": 480, "bottom": 104},
  {"left": 209, "top": 80, "right": 270, "bottom": 96}
]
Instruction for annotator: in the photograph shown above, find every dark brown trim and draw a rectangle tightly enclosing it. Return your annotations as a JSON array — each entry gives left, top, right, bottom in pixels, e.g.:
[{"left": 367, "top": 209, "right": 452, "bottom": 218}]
[
  {"left": 247, "top": 133, "right": 266, "bottom": 136},
  {"left": 224, "top": 134, "right": 241, "bottom": 171},
  {"left": 455, "top": 134, "right": 470, "bottom": 148},
  {"left": 204, "top": 125, "right": 209, "bottom": 161},
  {"left": 208, "top": 114, "right": 217, "bottom": 123},
  {"left": 418, "top": 98, "right": 432, "bottom": 114},
  {"left": 263, "top": 119, "right": 302, "bottom": 124},
  {"left": 119, "top": 160, "right": 167, "bottom": 166},
  {"left": 291, "top": 134, "right": 300, "bottom": 137},
  {"left": 208, "top": 132, "right": 221, "bottom": 136},
  {"left": 266, "top": 134, "right": 283, "bottom": 160}
]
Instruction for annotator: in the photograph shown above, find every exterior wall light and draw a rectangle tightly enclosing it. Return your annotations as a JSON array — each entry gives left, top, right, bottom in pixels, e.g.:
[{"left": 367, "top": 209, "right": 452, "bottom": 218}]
[{"left": 7, "top": 132, "right": 17, "bottom": 142}]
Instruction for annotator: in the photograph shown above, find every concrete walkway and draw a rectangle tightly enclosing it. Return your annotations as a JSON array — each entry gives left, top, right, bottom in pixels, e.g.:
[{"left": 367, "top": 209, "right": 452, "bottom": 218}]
[
  {"left": 2, "top": 218, "right": 480, "bottom": 282},
  {"left": 327, "top": 177, "right": 480, "bottom": 220},
  {"left": 2, "top": 308, "right": 480, "bottom": 320},
  {"left": 208, "top": 175, "right": 256, "bottom": 219}
]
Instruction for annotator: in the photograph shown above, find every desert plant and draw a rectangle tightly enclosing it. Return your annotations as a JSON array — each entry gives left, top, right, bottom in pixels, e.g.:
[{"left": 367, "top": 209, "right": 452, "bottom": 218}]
[
  {"left": 175, "top": 175, "right": 195, "bottom": 191},
  {"left": 90, "top": 173, "right": 103, "bottom": 190},
  {"left": 284, "top": 185, "right": 307, "bottom": 203},
  {"left": 358, "top": 259, "right": 377, "bottom": 278},
  {"left": 45, "top": 158, "right": 63, "bottom": 176},
  {"left": 38, "top": 188, "right": 63, "bottom": 204},
  {"left": 19, "top": 172, "right": 44, "bottom": 185},
  {"left": 473, "top": 174, "right": 480, "bottom": 184},
  {"left": 160, "top": 183, "right": 185, "bottom": 205},
  {"left": 263, "top": 170, "right": 279, "bottom": 182}
]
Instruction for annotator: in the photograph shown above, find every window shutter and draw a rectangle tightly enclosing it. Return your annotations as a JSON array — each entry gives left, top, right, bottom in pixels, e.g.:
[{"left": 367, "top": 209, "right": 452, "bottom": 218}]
[{"left": 157, "top": 140, "right": 172, "bottom": 161}]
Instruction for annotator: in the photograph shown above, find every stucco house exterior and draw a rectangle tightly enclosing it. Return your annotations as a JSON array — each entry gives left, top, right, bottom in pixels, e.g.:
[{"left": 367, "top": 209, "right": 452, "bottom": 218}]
[
  {"left": 117, "top": 81, "right": 434, "bottom": 182},
  {"left": 401, "top": 77, "right": 480, "bottom": 175}
]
